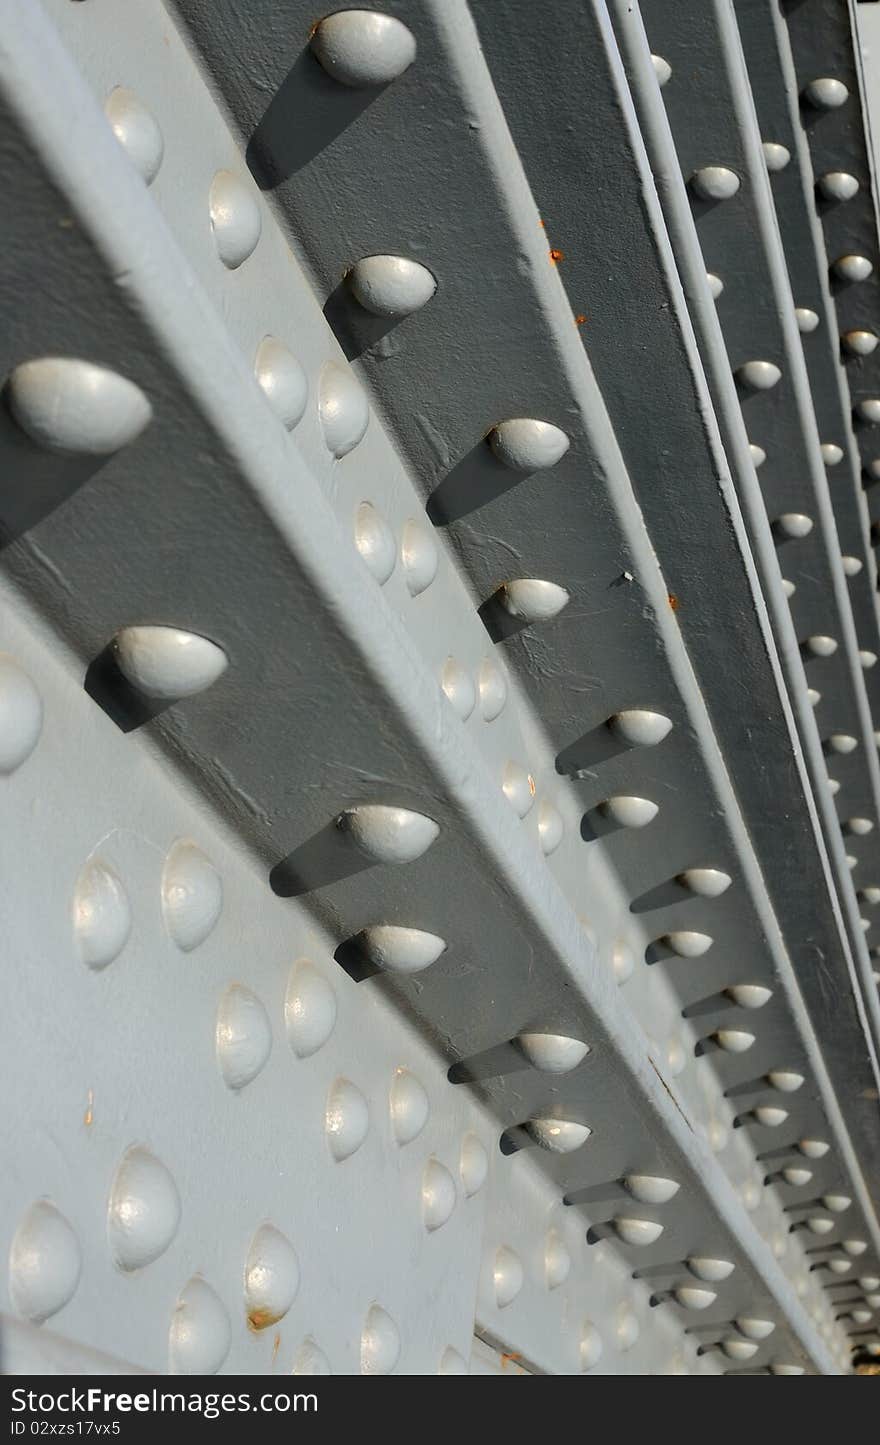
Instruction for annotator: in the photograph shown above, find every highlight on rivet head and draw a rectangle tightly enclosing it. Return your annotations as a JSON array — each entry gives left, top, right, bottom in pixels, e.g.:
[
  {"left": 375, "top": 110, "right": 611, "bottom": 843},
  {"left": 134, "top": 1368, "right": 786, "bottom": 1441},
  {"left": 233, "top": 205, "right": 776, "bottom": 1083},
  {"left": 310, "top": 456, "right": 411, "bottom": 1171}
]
[
  {"left": 828, "top": 733, "right": 857, "bottom": 754},
  {"left": 502, "top": 762, "right": 536, "bottom": 818},
  {"left": 6, "top": 357, "right": 152, "bottom": 455},
  {"left": 795, "top": 308, "right": 820, "bottom": 334},
  {"left": 400, "top": 519, "right": 438, "bottom": 597},
  {"left": 818, "top": 171, "right": 859, "bottom": 201},
  {"left": 707, "top": 272, "right": 724, "bottom": 300},
  {"left": 113, "top": 625, "right": 228, "bottom": 700},
  {"left": 525, "top": 1118, "right": 591, "bottom": 1154},
  {"left": 0, "top": 656, "right": 42, "bottom": 774},
  {"left": 750, "top": 442, "right": 767, "bottom": 466},
  {"left": 600, "top": 795, "right": 658, "bottom": 829},
  {"left": 611, "top": 1217, "right": 664, "bottom": 1247},
  {"left": 496, "top": 578, "right": 569, "bottom": 623},
  {"left": 663, "top": 930, "right": 713, "bottom": 958},
  {"left": 105, "top": 87, "right": 164, "bottom": 183},
  {"left": 622, "top": 1175, "right": 679, "bottom": 1205},
  {"left": 460, "top": 1133, "right": 489, "bottom": 1197},
  {"left": 9, "top": 1201, "right": 82, "bottom": 1324},
  {"left": 842, "top": 555, "right": 863, "bottom": 576},
  {"left": 326, "top": 1077, "right": 369, "bottom": 1161},
  {"left": 687, "top": 1256, "right": 734, "bottom": 1283},
  {"left": 318, "top": 361, "right": 370, "bottom": 457},
  {"left": 545, "top": 1230, "right": 571, "bottom": 1290},
  {"left": 355, "top": 924, "right": 446, "bottom": 975},
  {"left": 612, "top": 939, "right": 635, "bottom": 984},
  {"left": 107, "top": 1146, "right": 181, "bottom": 1272},
  {"left": 360, "top": 1305, "right": 400, "bottom": 1374},
  {"left": 493, "top": 1245, "right": 524, "bottom": 1308},
  {"left": 311, "top": 11, "right": 416, "bottom": 88},
  {"left": 216, "top": 984, "right": 272, "bottom": 1090},
  {"left": 804, "top": 634, "right": 837, "bottom": 657},
  {"left": 820, "top": 443, "right": 843, "bottom": 465},
  {"left": 805, "top": 1215, "right": 834, "bottom": 1235},
  {"left": 390, "top": 1068, "right": 429, "bottom": 1146},
  {"left": 822, "top": 1193, "right": 851, "bottom": 1213},
  {"left": 517, "top": 1031, "right": 589, "bottom": 1074},
  {"left": 738, "top": 359, "right": 781, "bottom": 390},
  {"left": 478, "top": 658, "right": 508, "bottom": 722},
  {"left": 336, "top": 804, "right": 439, "bottom": 864},
  {"left": 537, "top": 798, "right": 564, "bottom": 855},
  {"left": 354, "top": 502, "right": 396, "bottom": 585},
  {"left": 834, "top": 254, "right": 873, "bottom": 283},
  {"left": 254, "top": 337, "right": 308, "bottom": 431},
  {"left": 843, "top": 1238, "right": 868, "bottom": 1256},
  {"left": 285, "top": 960, "right": 337, "bottom": 1058},
  {"left": 780, "top": 1166, "right": 812, "bottom": 1186},
  {"left": 347, "top": 255, "right": 436, "bottom": 318},
  {"left": 168, "top": 1277, "right": 231, "bottom": 1376},
  {"left": 580, "top": 1321, "right": 603, "bottom": 1370},
  {"left": 804, "top": 77, "right": 849, "bottom": 108},
  {"left": 857, "top": 398, "right": 880, "bottom": 423},
  {"left": 674, "top": 1286, "right": 716, "bottom": 1311},
  {"left": 844, "top": 329, "right": 878, "bottom": 357},
  {"left": 422, "top": 1159, "right": 456, "bottom": 1231},
  {"left": 846, "top": 816, "right": 875, "bottom": 836},
  {"left": 608, "top": 708, "right": 673, "bottom": 748},
  {"left": 798, "top": 1138, "right": 829, "bottom": 1159},
  {"left": 860, "top": 650, "right": 877, "bottom": 670},
  {"left": 754, "top": 1105, "right": 788, "bottom": 1127},
  {"left": 767, "top": 1070, "right": 804, "bottom": 1093},
  {"left": 209, "top": 170, "right": 261, "bottom": 269},
  {"left": 721, "top": 1338, "right": 758, "bottom": 1361},
  {"left": 726, "top": 983, "right": 772, "bottom": 1010},
  {"left": 161, "top": 840, "right": 222, "bottom": 952},
  {"left": 774, "top": 512, "right": 813, "bottom": 540},
  {"left": 678, "top": 867, "right": 731, "bottom": 898},
  {"left": 652, "top": 54, "right": 672, "bottom": 86},
  {"left": 763, "top": 142, "right": 790, "bottom": 172},
  {"left": 714, "top": 1029, "right": 755, "bottom": 1054},
  {"left": 441, "top": 657, "right": 476, "bottom": 720},
  {"left": 691, "top": 166, "right": 740, "bottom": 201},
  {"left": 244, "top": 1224, "right": 299, "bottom": 1330},
  {"left": 73, "top": 858, "right": 131, "bottom": 970},
  {"left": 488, "top": 418, "right": 570, "bottom": 473}
]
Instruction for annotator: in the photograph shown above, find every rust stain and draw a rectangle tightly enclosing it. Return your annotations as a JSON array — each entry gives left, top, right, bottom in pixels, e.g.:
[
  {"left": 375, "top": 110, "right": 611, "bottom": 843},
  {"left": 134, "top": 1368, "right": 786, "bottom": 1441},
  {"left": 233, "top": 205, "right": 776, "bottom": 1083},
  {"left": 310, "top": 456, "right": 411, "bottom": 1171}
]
[
  {"left": 501, "top": 1350, "right": 522, "bottom": 1370},
  {"left": 538, "top": 219, "right": 546, "bottom": 229},
  {"left": 575, "top": 314, "right": 588, "bottom": 326},
  {"left": 549, "top": 248, "right": 564, "bottom": 264},
  {"left": 668, "top": 593, "right": 679, "bottom": 611},
  {"left": 271, "top": 1332, "right": 281, "bottom": 1365},
  {"left": 83, "top": 1089, "right": 94, "bottom": 1127},
  {"left": 248, "top": 1307, "right": 284, "bottom": 1332},
  {"left": 528, "top": 774, "right": 537, "bottom": 798}
]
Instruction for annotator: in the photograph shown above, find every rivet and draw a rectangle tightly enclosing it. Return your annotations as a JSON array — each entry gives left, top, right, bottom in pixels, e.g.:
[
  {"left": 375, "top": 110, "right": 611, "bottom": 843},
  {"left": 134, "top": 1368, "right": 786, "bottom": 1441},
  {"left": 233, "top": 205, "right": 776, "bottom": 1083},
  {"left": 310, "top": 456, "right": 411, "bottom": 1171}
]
[
  {"left": 326, "top": 1078, "right": 369, "bottom": 1161},
  {"left": 293, "top": 1339, "right": 332, "bottom": 1375},
  {"left": 390, "top": 1068, "right": 429, "bottom": 1145},
  {"left": 663, "top": 930, "right": 713, "bottom": 958},
  {"left": 828, "top": 733, "right": 857, "bottom": 754},
  {"left": 244, "top": 1224, "right": 299, "bottom": 1329},
  {"left": 652, "top": 55, "right": 672, "bottom": 86},
  {"left": 0, "top": 657, "right": 42, "bottom": 774},
  {"left": 804, "top": 635, "right": 837, "bottom": 657},
  {"left": 858, "top": 399, "right": 880, "bottom": 424},
  {"left": 805, "top": 1216, "right": 834, "bottom": 1235},
  {"left": 216, "top": 984, "right": 272, "bottom": 1090},
  {"left": 400, "top": 519, "right": 438, "bottom": 597},
  {"left": 817, "top": 170, "right": 859, "bottom": 201},
  {"left": 525, "top": 1118, "right": 591, "bottom": 1153},
  {"left": 311, "top": 11, "right": 416, "bottom": 88},
  {"left": 798, "top": 1138, "right": 829, "bottom": 1158},
  {"left": 707, "top": 273, "right": 724, "bottom": 300},
  {"left": 861, "top": 650, "right": 877, "bottom": 669},
  {"left": 517, "top": 1032, "right": 589, "bottom": 1073},
  {"left": 808, "top": 689, "right": 821, "bottom": 706},
  {"left": 493, "top": 1246, "right": 524, "bottom": 1307},
  {"left": 780, "top": 1166, "right": 812, "bottom": 1186},
  {"left": 168, "top": 1277, "right": 231, "bottom": 1375},
  {"left": 360, "top": 1305, "right": 401, "bottom": 1375},
  {"left": 691, "top": 166, "right": 740, "bottom": 201},
  {"left": 616, "top": 1307, "right": 639, "bottom": 1351},
  {"left": 844, "top": 329, "right": 878, "bottom": 356},
  {"left": 107, "top": 1147, "right": 181, "bottom": 1271},
  {"left": 754, "top": 1106, "right": 788, "bottom": 1127},
  {"left": 608, "top": 708, "right": 673, "bottom": 747},
  {"left": 795, "top": 308, "right": 820, "bottom": 333},
  {"left": 774, "top": 512, "right": 814, "bottom": 540},
  {"left": 73, "top": 858, "right": 131, "bottom": 970},
  {"left": 771, "top": 1362, "right": 805, "bottom": 1375},
  {"left": 254, "top": 337, "right": 308, "bottom": 431},
  {"left": 612, "top": 940, "right": 636, "bottom": 984},
  {"left": 667, "top": 1038, "right": 686, "bottom": 1076},
  {"left": 502, "top": 762, "right": 536, "bottom": 818},
  {"left": 599, "top": 795, "right": 658, "bottom": 829},
  {"left": 6, "top": 357, "right": 151, "bottom": 454},
  {"left": 9, "top": 1202, "right": 82, "bottom": 1323},
  {"left": 478, "top": 658, "right": 508, "bottom": 721},
  {"left": 782, "top": 579, "right": 796, "bottom": 598},
  {"left": 318, "top": 361, "right": 370, "bottom": 457},
  {"left": 355, "top": 924, "right": 446, "bottom": 975},
  {"left": 161, "top": 841, "right": 222, "bottom": 952},
  {"left": 537, "top": 799, "right": 564, "bottom": 855},
  {"left": 834, "top": 255, "right": 874, "bottom": 283},
  {"left": 337, "top": 804, "right": 439, "bottom": 864},
  {"left": 105, "top": 88, "right": 163, "bottom": 183},
  {"left": 496, "top": 578, "right": 570, "bottom": 623},
  {"left": 545, "top": 1230, "right": 571, "bottom": 1289},
  {"left": 441, "top": 657, "right": 476, "bottom": 720},
  {"left": 285, "top": 960, "right": 337, "bottom": 1058},
  {"left": 726, "top": 983, "right": 772, "bottom": 1010},
  {"left": 842, "top": 555, "right": 863, "bottom": 576},
  {"left": 460, "top": 1133, "right": 489, "bottom": 1197},
  {"left": 354, "top": 502, "right": 396, "bottom": 584},
  {"left": 580, "top": 1322, "right": 603, "bottom": 1370},
  {"left": 804, "top": 77, "right": 849, "bottom": 108},
  {"left": 845, "top": 817, "right": 874, "bottom": 836},
  {"left": 438, "top": 1347, "right": 469, "bottom": 1375},
  {"left": 821, "top": 443, "right": 844, "bottom": 465},
  {"left": 688, "top": 1256, "right": 734, "bottom": 1282},
  {"left": 859, "top": 886, "right": 880, "bottom": 905},
  {"left": 611, "top": 1217, "right": 664, "bottom": 1247},
  {"left": 713, "top": 1029, "right": 756, "bottom": 1053},
  {"left": 347, "top": 255, "right": 436, "bottom": 318},
  {"left": 822, "top": 1194, "right": 851, "bottom": 1213},
  {"left": 763, "top": 142, "right": 791, "bottom": 172},
  {"left": 750, "top": 442, "right": 767, "bottom": 466},
  {"left": 861, "top": 1276, "right": 880, "bottom": 1291},
  {"left": 209, "top": 170, "right": 261, "bottom": 268},
  {"left": 721, "top": 1338, "right": 758, "bottom": 1360},
  {"left": 737, "top": 359, "right": 782, "bottom": 390},
  {"left": 422, "top": 1159, "right": 456, "bottom": 1231},
  {"left": 674, "top": 1286, "right": 717, "bottom": 1310},
  {"left": 488, "top": 418, "right": 570, "bottom": 472},
  {"left": 766, "top": 1070, "right": 804, "bottom": 1093},
  {"left": 736, "top": 1317, "right": 775, "bottom": 1341},
  {"left": 113, "top": 625, "right": 227, "bottom": 700},
  {"left": 678, "top": 866, "right": 732, "bottom": 898},
  {"left": 842, "top": 1239, "right": 868, "bottom": 1256},
  {"left": 622, "top": 1175, "right": 679, "bottom": 1204}
]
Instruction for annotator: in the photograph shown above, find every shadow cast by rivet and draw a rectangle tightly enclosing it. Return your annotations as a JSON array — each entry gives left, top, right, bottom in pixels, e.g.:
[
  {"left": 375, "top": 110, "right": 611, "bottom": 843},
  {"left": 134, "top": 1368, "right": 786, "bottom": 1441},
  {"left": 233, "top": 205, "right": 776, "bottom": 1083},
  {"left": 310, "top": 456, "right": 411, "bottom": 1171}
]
[
  {"left": 323, "top": 279, "right": 405, "bottom": 362},
  {"left": 556, "top": 723, "right": 629, "bottom": 777},
  {"left": 447, "top": 1040, "right": 529, "bottom": 1085},
  {"left": 681, "top": 991, "right": 736, "bottom": 1020},
  {"left": 270, "top": 819, "right": 375, "bottom": 898},
  {"left": 477, "top": 593, "right": 531, "bottom": 645},
  {"left": 246, "top": 47, "right": 387, "bottom": 187},
  {"left": 84, "top": 645, "right": 171, "bottom": 733},
  {"left": 333, "top": 935, "right": 382, "bottom": 984},
  {"left": 629, "top": 878, "right": 691, "bottom": 915},
  {"left": 0, "top": 397, "right": 104, "bottom": 547},
  {"left": 427, "top": 441, "right": 530, "bottom": 527}
]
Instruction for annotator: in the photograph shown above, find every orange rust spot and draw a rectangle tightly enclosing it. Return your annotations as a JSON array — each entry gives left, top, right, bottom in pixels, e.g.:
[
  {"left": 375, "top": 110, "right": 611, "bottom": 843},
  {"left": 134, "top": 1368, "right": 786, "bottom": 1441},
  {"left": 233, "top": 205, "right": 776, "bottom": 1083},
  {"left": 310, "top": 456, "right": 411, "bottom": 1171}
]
[
  {"left": 538, "top": 219, "right": 546, "bottom": 228},
  {"left": 668, "top": 593, "right": 679, "bottom": 611},
  {"left": 501, "top": 1351, "right": 523, "bottom": 1371},
  {"left": 549, "top": 248, "right": 564, "bottom": 264},
  {"left": 528, "top": 774, "right": 537, "bottom": 797},
  {"left": 83, "top": 1089, "right": 94, "bottom": 1127},
  {"left": 271, "top": 1332, "right": 281, "bottom": 1365},
  {"left": 575, "top": 314, "right": 588, "bottom": 326},
  {"left": 248, "top": 1307, "right": 284, "bottom": 1332}
]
